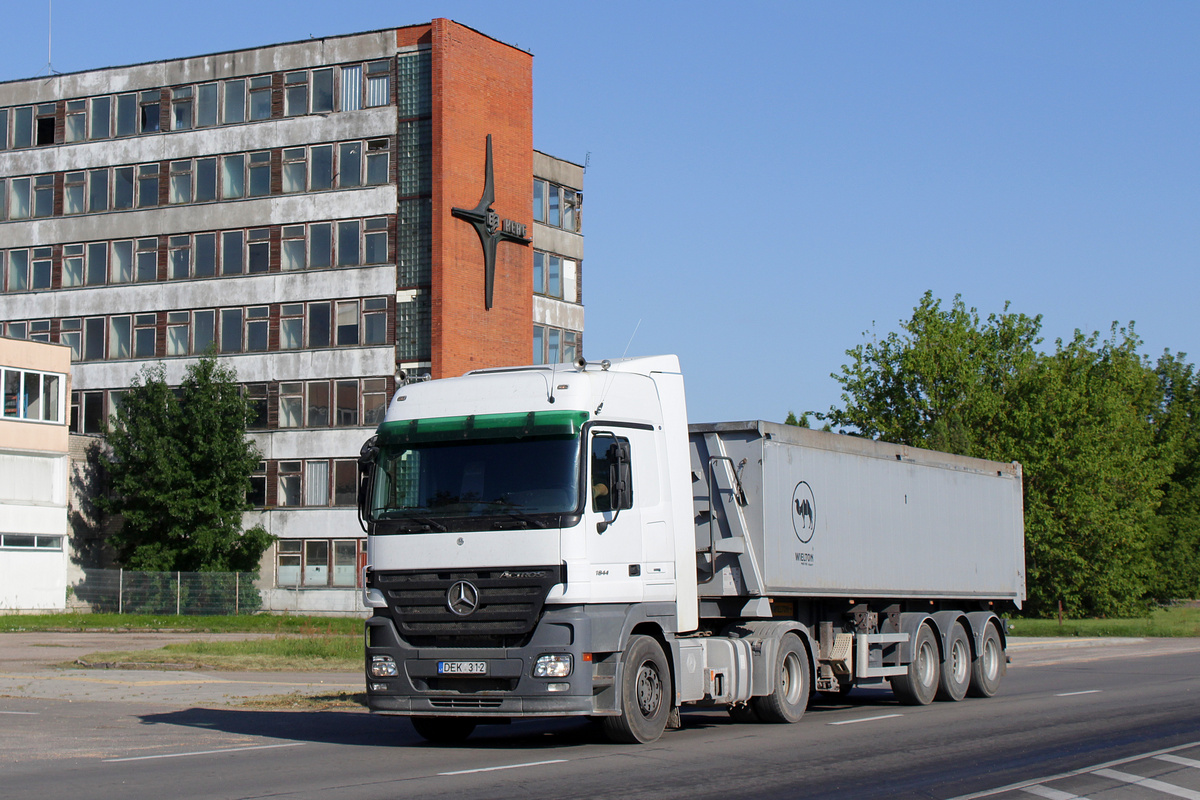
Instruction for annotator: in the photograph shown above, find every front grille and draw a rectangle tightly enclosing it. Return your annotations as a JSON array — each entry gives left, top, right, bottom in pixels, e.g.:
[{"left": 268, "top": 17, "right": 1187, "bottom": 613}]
[
  {"left": 429, "top": 698, "right": 504, "bottom": 709},
  {"left": 374, "top": 565, "right": 563, "bottom": 647}
]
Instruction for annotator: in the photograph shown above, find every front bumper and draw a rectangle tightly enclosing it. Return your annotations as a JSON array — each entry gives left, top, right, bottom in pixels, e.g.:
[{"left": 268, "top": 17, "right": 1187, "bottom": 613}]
[{"left": 364, "top": 604, "right": 615, "bottom": 717}]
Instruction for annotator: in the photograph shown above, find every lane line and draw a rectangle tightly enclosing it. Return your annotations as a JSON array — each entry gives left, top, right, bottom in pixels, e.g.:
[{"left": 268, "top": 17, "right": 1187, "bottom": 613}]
[
  {"left": 944, "top": 739, "right": 1200, "bottom": 800},
  {"left": 1159, "top": 754, "right": 1200, "bottom": 770},
  {"left": 1094, "top": 768, "right": 1200, "bottom": 800},
  {"left": 104, "top": 742, "right": 305, "bottom": 763},
  {"left": 1021, "top": 785, "right": 1087, "bottom": 799},
  {"left": 827, "top": 713, "right": 903, "bottom": 726},
  {"left": 438, "top": 759, "right": 567, "bottom": 776},
  {"left": 0, "top": 710, "right": 38, "bottom": 715},
  {"left": 1054, "top": 690, "right": 1101, "bottom": 697}
]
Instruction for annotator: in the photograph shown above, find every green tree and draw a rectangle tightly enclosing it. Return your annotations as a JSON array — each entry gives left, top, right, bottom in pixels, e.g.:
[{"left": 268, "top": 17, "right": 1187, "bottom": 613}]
[
  {"left": 1147, "top": 351, "right": 1200, "bottom": 600},
  {"left": 102, "top": 356, "right": 272, "bottom": 573},
  {"left": 822, "top": 292, "right": 1170, "bottom": 616}
]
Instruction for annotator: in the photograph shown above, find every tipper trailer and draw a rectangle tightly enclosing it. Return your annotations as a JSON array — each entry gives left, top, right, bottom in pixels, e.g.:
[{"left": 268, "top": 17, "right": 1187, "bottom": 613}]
[{"left": 357, "top": 355, "right": 1025, "bottom": 743}]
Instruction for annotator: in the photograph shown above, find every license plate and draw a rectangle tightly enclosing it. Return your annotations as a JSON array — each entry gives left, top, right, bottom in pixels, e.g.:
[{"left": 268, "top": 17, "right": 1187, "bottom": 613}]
[{"left": 438, "top": 661, "right": 487, "bottom": 675}]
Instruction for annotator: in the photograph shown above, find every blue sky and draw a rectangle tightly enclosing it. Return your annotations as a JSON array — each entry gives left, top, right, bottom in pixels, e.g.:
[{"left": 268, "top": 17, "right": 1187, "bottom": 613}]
[{"left": 3, "top": 2, "right": 1197, "bottom": 423}]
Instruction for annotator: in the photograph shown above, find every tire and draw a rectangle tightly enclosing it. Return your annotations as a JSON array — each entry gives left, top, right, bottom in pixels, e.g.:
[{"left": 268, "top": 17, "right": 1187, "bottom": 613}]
[
  {"left": 967, "top": 622, "right": 1004, "bottom": 698},
  {"left": 411, "top": 716, "right": 476, "bottom": 744},
  {"left": 603, "top": 635, "right": 671, "bottom": 743},
  {"left": 891, "top": 623, "right": 940, "bottom": 706},
  {"left": 936, "top": 622, "right": 971, "bottom": 702},
  {"left": 751, "top": 632, "right": 810, "bottom": 723}
]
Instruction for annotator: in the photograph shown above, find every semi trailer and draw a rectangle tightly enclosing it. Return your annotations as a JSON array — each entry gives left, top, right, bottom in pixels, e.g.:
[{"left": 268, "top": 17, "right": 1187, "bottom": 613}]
[{"left": 357, "top": 355, "right": 1025, "bottom": 743}]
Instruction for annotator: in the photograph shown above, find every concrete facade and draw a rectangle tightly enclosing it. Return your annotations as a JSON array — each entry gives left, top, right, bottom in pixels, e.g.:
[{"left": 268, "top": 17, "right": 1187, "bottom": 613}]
[
  {"left": 0, "top": 21, "right": 584, "bottom": 610},
  {"left": 0, "top": 337, "right": 71, "bottom": 610}
]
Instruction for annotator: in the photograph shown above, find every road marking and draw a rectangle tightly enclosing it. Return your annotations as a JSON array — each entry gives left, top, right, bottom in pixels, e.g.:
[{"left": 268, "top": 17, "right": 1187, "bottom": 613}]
[
  {"left": 438, "top": 759, "right": 567, "bottom": 776},
  {"left": 943, "top": 739, "right": 1200, "bottom": 799},
  {"left": 0, "top": 710, "right": 37, "bottom": 715},
  {"left": 103, "top": 742, "right": 305, "bottom": 763},
  {"left": 1021, "top": 785, "right": 1086, "bottom": 799},
  {"left": 827, "top": 713, "right": 903, "bottom": 726},
  {"left": 1158, "top": 754, "right": 1200, "bottom": 770},
  {"left": 1054, "top": 690, "right": 1101, "bottom": 697},
  {"left": 1094, "top": 768, "right": 1200, "bottom": 800}
]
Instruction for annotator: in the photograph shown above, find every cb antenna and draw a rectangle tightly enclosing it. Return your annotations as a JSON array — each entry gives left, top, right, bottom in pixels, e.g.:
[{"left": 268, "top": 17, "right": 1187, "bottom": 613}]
[{"left": 595, "top": 318, "right": 641, "bottom": 417}]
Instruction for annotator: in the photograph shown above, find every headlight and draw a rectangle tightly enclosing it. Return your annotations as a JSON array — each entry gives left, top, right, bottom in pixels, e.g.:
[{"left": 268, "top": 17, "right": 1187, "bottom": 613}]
[
  {"left": 533, "top": 654, "right": 572, "bottom": 678},
  {"left": 370, "top": 655, "right": 398, "bottom": 678}
]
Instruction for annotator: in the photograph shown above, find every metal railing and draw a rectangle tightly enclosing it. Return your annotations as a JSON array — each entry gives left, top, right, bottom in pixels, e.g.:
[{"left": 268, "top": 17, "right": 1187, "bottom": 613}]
[{"left": 72, "top": 569, "right": 261, "bottom": 616}]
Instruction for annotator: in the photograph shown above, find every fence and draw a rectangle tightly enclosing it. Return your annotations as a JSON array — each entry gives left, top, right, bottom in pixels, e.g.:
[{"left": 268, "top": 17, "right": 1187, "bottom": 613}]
[{"left": 72, "top": 569, "right": 261, "bottom": 615}]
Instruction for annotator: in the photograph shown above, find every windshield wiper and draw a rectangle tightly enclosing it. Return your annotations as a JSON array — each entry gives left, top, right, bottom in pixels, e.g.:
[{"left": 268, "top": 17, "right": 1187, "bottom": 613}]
[{"left": 493, "top": 512, "right": 548, "bottom": 530}]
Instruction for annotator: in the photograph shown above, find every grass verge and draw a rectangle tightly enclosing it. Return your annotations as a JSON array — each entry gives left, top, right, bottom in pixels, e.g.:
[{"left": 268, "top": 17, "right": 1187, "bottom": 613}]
[
  {"left": 230, "top": 691, "right": 367, "bottom": 710},
  {"left": 1009, "top": 605, "right": 1200, "bottom": 637},
  {"left": 0, "top": 613, "right": 363, "bottom": 635},
  {"left": 72, "top": 635, "right": 364, "bottom": 672}
]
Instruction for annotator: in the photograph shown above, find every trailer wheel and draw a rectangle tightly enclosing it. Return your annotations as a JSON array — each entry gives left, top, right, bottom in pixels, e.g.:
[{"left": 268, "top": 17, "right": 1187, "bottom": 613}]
[
  {"left": 891, "top": 623, "right": 940, "bottom": 705},
  {"left": 752, "top": 632, "right": 810, "bottom": 723},
  {"left": 967, "top": 622, "right": 1004, "bottom": 698},
  {"left": 603, "top": 635, "right": 670, "bottom": 743},
  {"left": 411, "top": 716, "right": 476, "bottom": 744},
  {"left": 936, "top": 622, "right": 971, "bottom": 701}
]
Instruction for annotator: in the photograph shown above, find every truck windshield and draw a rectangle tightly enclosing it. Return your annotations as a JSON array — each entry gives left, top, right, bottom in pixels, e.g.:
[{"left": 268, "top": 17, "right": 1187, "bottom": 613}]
[{"left": 369, "top": 410, "right": 587, "bottom": 527}]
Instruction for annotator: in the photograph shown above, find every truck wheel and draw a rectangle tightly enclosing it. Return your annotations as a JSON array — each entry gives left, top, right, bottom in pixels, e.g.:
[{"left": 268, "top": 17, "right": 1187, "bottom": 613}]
[
  {"left": 751, "top": 632, "right": 810, "bottom": 723},
  {"left": 603, "top": 635, "right": 671, "bottom": 743},
  {"left": 936, "top": 622, "right": 970, "bottom": 702},
  {"left": 411, "top": 716, "right": 476, "bottom": 744},
  {"left": 891, "top": 623, "right": 940, "bottom": 705},
  {"left": 967, "top": 622, "right": 1004, "bottom": 698}
]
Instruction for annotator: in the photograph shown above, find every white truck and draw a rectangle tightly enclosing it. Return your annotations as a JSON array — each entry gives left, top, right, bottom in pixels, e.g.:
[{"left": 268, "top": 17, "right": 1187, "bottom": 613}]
[{"left": 357, "top": 355, "right": 1025, "bottom": 743}]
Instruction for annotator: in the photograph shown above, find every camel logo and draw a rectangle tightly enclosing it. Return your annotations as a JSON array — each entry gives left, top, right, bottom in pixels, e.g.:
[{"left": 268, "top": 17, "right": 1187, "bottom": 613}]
[
  {"left": 791, "top": 481, "right": 816, "bottom": 543},
  {"left": 451, "top": 134, "right": 531, "bottom": 310}
]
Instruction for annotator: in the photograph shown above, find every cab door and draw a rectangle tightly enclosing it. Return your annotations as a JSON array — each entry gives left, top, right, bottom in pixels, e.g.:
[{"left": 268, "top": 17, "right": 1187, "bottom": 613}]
[{"left": 586, "top": 428, "right": 644, "bottom": 602}]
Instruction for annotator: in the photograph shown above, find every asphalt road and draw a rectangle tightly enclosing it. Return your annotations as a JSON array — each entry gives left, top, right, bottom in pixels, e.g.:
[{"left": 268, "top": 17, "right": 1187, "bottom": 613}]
[{"left": 2, "top": 636, "right": 1200, "bottom": 800}]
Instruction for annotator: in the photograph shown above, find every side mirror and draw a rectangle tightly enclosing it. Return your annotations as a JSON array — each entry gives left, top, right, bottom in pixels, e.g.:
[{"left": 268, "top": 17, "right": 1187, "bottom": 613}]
[
  {"left": 357, "top": 436, "right": 378, "bottom": 531},
  {"left": 607, "top": 441, "right": 633, "bottom": 511}
]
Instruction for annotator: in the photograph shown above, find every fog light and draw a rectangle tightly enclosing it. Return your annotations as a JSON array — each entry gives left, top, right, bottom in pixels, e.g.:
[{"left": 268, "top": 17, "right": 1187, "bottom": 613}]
[
  {"left": 547, "top": 682, "right": 570, "bottom": 692},
  {"left": 370, "top": 655, "right": 398, "bottom": 678},
  {"left": 370, "top": 683, "right": 389, "bottom": 692},
  {"left": 533, "top": 654, "right": 573, "bottom": 678}
]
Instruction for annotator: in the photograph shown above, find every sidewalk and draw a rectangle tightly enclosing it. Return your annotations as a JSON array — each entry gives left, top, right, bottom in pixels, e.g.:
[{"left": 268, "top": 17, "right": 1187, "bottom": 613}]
[{"left": 0, "top": 631, "right": 362, "bottom": 706}]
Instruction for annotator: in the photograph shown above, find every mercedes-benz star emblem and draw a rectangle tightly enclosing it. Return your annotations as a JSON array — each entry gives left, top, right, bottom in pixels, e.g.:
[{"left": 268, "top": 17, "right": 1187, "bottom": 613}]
[{"left": 447, "top": 581, "right": 480, "bottom": 616}]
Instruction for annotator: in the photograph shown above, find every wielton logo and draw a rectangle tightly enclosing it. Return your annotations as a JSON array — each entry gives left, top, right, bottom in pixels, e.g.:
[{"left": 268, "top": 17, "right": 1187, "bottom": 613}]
[
  {"left": 452, "top": 134, "right": 531, "bottom": 310},
  {"left": 791, "top": 481, "right": 816, "bottom": 543}
]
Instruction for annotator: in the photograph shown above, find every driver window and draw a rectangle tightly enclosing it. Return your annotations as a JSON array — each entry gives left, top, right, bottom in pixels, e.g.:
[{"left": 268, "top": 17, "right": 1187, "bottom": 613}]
[{"left": 591, "top": 435, "right": 630, "bottom": 513}]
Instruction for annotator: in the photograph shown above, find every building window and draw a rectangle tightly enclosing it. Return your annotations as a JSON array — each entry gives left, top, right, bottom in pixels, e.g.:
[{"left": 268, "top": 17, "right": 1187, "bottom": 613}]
[
  {"left": 35, "top": 103, "right": 56, "bottom": 146},
  {"left": 363, "top": 379, "right": 388, "bottom": 425},
  {"left": 246, "top": 306, "right": 269, "bottom": 352},
  {"left": 279, "top": 383, "right": 303, "bottom": 428},
  {"left": 169, "top": 236, "right": 190, "bottom": 280},
  {"left": 33, "top": 175, "right": 54, "bottom": 218},
  {"left": 534, "top": 179, "right": 582, "bottom": 233},
  {"left": 366, "top": 138, "right": 390, "bottom": 185},
  {"left": 137, "top": 164, "right": 159, "bottom": 208},
  {"left": 60, "top": 319, "right": 81, "bottom": 360},
  {"left": 139, "top": 90, "right": 160, "bottom": 133},
  {"left": 134, "top": 314, "right": 157, "bottom": 358},
  {"left": 220, "top": 308, "right": 243, "bottom": 353},
  {"left": 248, "top": 461, "right": 267, "bottom": 505},
  {"left": 246, "top": 389, "right": 268, "bottom": 431},
  {"left": 12, "top": 106, "right": 34, "bottom": 148},
  {"left": 88, "top": 169, "right": 108, "bottom": 212},
  {"left": 310, "top": 145, "right": 334, "bottom": 190},
  {"left": 31, "top": 248, "right": 52, "bottom": 290},
  {"left": 222, "top": 154, "right": 245, "bottom": 199},
  {"left": 281, "top": 227, "right": 305, "bottom": 270},
  {"left": 282, "top": 149, "right": 306, "bottom": 193},
  {"left": 172, "top": 87, "right": 193, "bottom": 130},
  {"left": 305, "top": 460, "right": 329, "bottom": 506},
  {"left": 196, "top": 84, "right": 219, "bottom": 127},
  {"left": 0, "top": 534, "right": 64, "bottom": 550},
  {"left": 113, "top": 166, "right": 134, "bottom": 209},
  {"left": 312, "top": 69, "right": 334, "bottom": 113},
  {"left": 275, "top": 539, "right": 360, "bottom": 587},
  {"left": 223, "top": 79, "right": 246, "bottom": 124},
  {"left": 280, "top": 304, "right": 304, "bottom": 349},
  {"left": 195, "top": 233, "right": 216, "bottom": 277},
  {"left": 65, "top": 100, "right": 86, "bottom": 142},
  {"left": 278, "top": 461, "right": 301, "bottom": 506},
  {"left": 249, "top": 76, "right": 272, "bottom": 121},
  {"left": 534, "top": 251, "right": 565, "bottom": 298},
  {"left": 64, "top": 172, "right": 86, "bottom": 215},
  {"left": 248, "top": 151, "right": 271, "bottom": 197},
  {"left": 285, "top": 72, "right": 308, "bottom": 116},
  {"left": 195, "top": 158, "right": 217, "bottom": 202},
  {"left": 169, "top": 160, "right": 192, "bottom": 204},
  {"left": 341, "top": 65, "right": 362, "bottom": 111},
  {"left": 1, "top": 368, "right": 64, "bottom": 423},
  {"left": 366, "top": 60, "right": 390, "bottom": 107},
  {"left": 339, "top": 142, "right": 361, "bottom": 188},
  {"left": 136, "top": 238, "right": 158, "bottom": 282},
  {"left": 248, "top": 228, "right": 270, "bottom": 273},
  {"left": 534, "top": 325, "right": 579, "bottom": 365},
  {"left": 166, "top": 311, "right": 189, "bottom": 356},
  {"left": 89, "top": 96, "right": 111, "bottom": 139},
  {"left": 62, "top": 244, "right": 85, "bottom": 287},
  {"left": 277, "top": 540, "right": 301, "bottom": 584}
]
